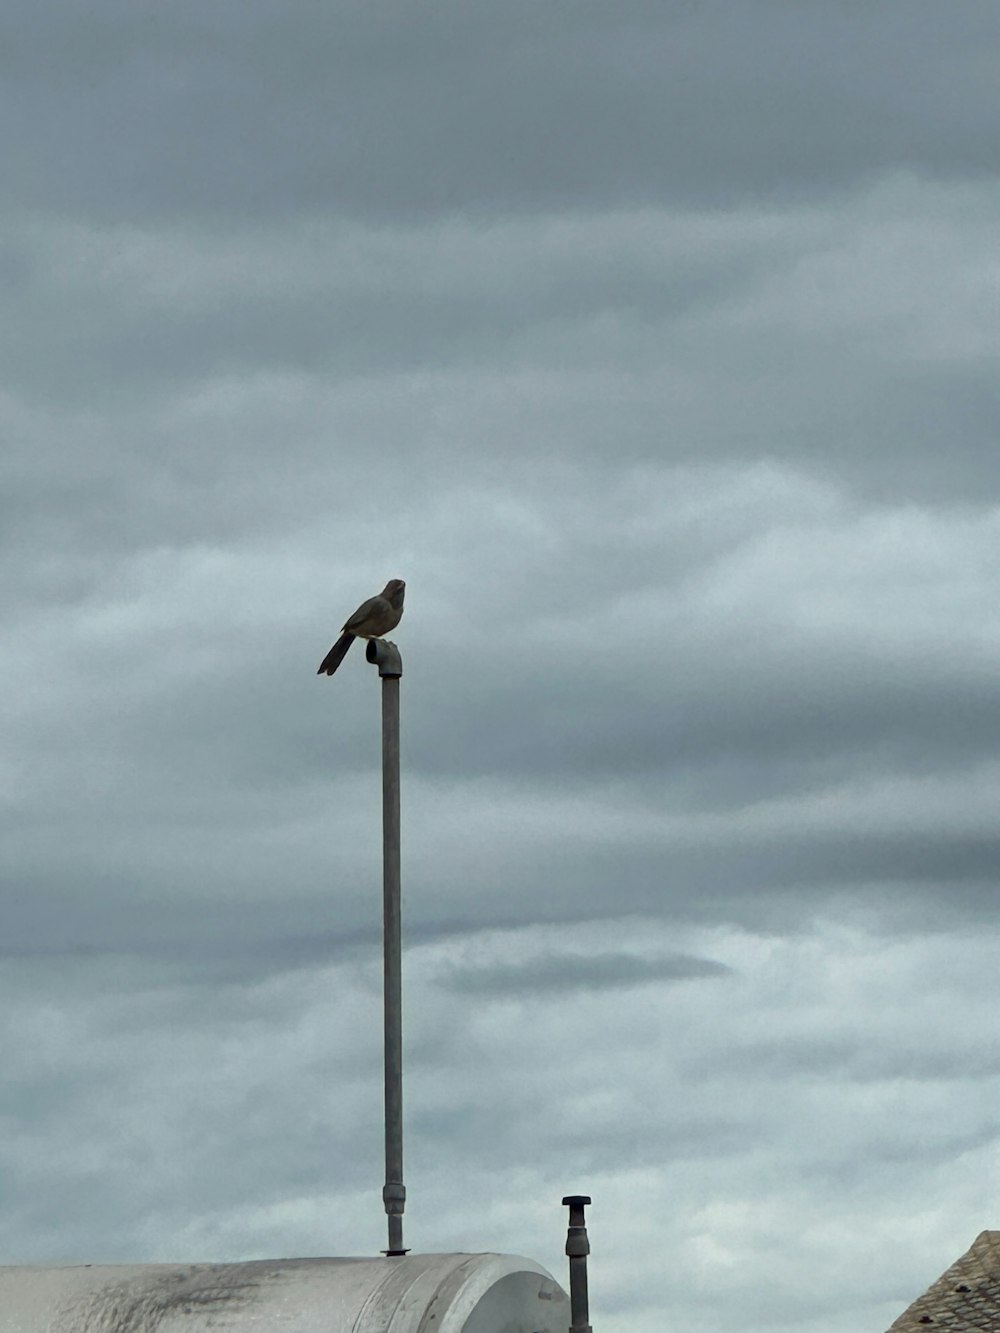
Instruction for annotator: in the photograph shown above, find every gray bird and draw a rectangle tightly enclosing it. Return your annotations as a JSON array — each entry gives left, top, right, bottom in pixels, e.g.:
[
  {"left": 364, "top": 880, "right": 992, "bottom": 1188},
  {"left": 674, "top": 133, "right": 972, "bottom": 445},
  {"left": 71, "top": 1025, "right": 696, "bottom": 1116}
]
[{"left": 317, "top": 578, "right": 406, "bottom": 676}]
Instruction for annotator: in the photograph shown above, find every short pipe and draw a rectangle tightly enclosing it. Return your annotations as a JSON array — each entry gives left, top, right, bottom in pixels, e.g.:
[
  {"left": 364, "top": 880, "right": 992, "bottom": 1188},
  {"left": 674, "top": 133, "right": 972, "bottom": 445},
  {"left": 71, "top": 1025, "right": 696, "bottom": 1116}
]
[{"left": 562, "top": 1195, "right": 593, "bottom": 1333}]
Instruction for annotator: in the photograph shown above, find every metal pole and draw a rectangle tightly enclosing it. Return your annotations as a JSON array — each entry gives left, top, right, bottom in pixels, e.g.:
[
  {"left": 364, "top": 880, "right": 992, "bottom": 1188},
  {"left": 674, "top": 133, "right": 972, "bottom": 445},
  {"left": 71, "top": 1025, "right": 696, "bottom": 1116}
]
[
  {"left": 562, "top": 1195, "right": 593, "bottom": 1332},
  {"left": 367, "top": 639, "right": 406, "bottom": 1255}
]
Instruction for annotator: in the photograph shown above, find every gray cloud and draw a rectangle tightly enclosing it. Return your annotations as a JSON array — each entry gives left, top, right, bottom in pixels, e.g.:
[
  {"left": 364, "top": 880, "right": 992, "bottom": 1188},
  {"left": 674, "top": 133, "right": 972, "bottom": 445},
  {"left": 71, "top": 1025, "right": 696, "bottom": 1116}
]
[
  {"left": 441, "top": 949, "right": 731, "bottom": 995},
  {"left": 3, "top": 2, "right": 999, "bottom": 221}
]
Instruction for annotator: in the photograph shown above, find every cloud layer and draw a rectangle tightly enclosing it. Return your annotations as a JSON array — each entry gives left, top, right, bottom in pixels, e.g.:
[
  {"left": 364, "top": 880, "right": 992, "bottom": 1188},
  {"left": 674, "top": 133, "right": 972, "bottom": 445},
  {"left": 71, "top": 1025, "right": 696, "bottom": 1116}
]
[{"left": 3, "top": 3, "right": 1000, "bottom": 1329}]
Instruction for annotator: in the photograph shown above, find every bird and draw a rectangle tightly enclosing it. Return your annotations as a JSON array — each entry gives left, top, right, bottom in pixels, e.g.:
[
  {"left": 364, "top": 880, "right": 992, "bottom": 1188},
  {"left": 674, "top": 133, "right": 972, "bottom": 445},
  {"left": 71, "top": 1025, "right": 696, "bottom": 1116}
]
[{"left": 317, "top": 578, "right": 406, "bottom": 676}]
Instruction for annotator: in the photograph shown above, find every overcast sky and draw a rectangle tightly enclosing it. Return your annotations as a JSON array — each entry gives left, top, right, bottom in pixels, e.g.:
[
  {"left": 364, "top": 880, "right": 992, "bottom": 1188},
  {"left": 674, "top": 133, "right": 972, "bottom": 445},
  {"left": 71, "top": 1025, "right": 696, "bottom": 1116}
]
[{"left": 3, "top": 3, "right": 1000, "bottom": 1330}]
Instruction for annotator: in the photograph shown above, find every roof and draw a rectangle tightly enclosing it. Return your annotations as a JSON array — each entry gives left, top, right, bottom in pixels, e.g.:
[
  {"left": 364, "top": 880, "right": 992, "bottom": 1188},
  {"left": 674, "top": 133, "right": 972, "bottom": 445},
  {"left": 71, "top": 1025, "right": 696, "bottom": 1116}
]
[
  {"left": 0, "top": 1253, "right": 568, "bottom": 1333},
  {"left": 887, "top": 1231, "right": 1000, "bottom": 1331}
]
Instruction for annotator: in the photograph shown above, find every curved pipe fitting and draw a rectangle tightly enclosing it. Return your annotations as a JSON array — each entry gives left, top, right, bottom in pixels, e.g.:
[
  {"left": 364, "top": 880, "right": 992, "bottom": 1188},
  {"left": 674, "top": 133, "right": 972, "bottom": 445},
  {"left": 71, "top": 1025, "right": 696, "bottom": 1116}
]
[{"left": 366, "top": 638, "right": 403, "bottom": 677}]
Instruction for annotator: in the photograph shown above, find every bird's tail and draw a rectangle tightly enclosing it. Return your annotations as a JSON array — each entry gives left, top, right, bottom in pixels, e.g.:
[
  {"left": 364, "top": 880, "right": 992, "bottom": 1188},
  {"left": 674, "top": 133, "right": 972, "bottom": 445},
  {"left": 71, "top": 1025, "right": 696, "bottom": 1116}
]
[{"left": 317, "top": 632, "right": 355, "bottom": 676}]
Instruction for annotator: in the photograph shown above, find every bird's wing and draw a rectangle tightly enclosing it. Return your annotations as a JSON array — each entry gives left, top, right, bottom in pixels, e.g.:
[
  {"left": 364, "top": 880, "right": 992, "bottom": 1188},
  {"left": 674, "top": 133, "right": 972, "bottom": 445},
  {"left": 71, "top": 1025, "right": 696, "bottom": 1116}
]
[{"left": 342, "top": 594, "right": 384, "bottom": 633}]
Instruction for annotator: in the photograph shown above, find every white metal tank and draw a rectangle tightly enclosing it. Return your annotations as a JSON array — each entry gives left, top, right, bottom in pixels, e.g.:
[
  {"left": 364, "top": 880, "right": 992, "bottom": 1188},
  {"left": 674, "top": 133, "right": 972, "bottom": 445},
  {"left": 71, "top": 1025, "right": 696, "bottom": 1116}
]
[{"left": 0, "top": 1252, "right": 569, "bottom": 1332}]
